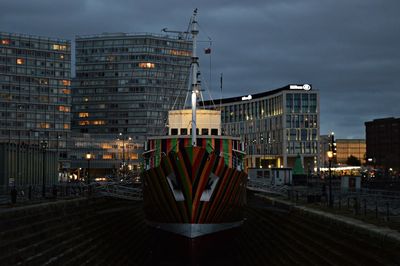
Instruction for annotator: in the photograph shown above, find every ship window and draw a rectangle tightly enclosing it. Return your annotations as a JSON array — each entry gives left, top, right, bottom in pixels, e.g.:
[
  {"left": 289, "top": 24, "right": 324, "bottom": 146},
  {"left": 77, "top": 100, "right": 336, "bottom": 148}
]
[
  {"left": 211, "top": 129, "right": 218, "bottom": 135},
  {"left": 171, "top": 128, "right": 178, "bottom": 135},
  {"left": 201, "top": 128, "right": 209, "bottom": 135},
  {"left": 180, "top": 128, "right": 188, "bottom": 135}
]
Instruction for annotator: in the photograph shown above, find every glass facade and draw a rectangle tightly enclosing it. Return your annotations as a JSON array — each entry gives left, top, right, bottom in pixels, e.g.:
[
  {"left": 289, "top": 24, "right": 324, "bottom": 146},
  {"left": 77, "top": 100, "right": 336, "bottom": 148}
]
[
  {"left": 0, "top": 32, "right": 71, "bottom": 167},
  {"left": 68, "top": 132, "right": 143, "bottom": 176},
  {"left": 71, "top": 33, "right": 192, "bottom": 174},
  {"left": 336, "top": 139, "right": 366, "bottom": 165},
  {"left": 285, "top": 92, "right": 319, "bottom": 155},
  {"left": 72, "top": 33, "right": 192, "bottom": 139},
  {"left": 205, "top": 86, "right": 320, "bottom": 169}
]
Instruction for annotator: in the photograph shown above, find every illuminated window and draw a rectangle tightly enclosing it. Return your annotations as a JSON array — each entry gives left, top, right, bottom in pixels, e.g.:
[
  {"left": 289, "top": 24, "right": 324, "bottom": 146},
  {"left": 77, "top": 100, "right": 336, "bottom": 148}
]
[
  {"left": 103, "top": 154, "right": 113, "bottom": 160},
  {"left": 39, "top": 123, "right": 50, "bottom": 129},
  {"left": 138, "top": 62, "right": 155, "bottom": 69},
  {"left": 60, "top": 54, "right": 65, "bottom": 59},
  {"left": 92, "top": 120, "right": 105, "bottom": 125},
  {"left": 1, "top": 39, "right": 10, "bottom": 45},
  {"left": 170, "top": 50, "right": 191, "bottom": 56},
  {"left": 52, "top": 44, "right": 67, "bottom": 51},
  {"left": 39, "top": 79, "right": 48, "bottom": 85},
  {"left": 58, "top": 106, "right": 70, "bottom": 112},
  {"left": 16, "top": 58, "right": 24, "bottom": 65},
  {"left": 79, "top": 112, "right": 89, "bottom": 118},
  {"left": 129, "top": 154, "right": 138, "bottom": 160},
  {"left": 62, "top": 80, "right": 70, "bottom": 86},
  {"left": 78, "top": 121, "right": 89, "bottom": 126},
  {"left": 62, "top": 89, "right": 71, "bottom": 94},
  {"left": 101, "top": 144, "right": 112, "bottom": 149},
  {"left": 84, "top": 98, "right": 89, "bottom": 102},
  {"left": 64, "top": 123, "right": 70, "bottom": 129}
]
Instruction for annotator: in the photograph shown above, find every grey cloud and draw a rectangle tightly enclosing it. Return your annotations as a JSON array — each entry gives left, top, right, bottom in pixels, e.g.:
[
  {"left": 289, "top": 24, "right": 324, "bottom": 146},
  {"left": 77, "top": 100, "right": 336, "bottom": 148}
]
[{"left": 0, "top": 0, "right": 399, "bottom": 138}]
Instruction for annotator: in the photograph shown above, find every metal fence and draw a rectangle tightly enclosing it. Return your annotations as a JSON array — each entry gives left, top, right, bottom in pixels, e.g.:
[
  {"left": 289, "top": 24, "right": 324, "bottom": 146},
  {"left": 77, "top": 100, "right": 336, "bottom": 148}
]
[
  {"left": 247, "top": 179, "right": 400, "bottom": 223},
  {"left": 0, "top": 183, "right": 94, "bottom": 205},
  {"left": 0, "top": 182, "right": 144, "bottom": 205}
]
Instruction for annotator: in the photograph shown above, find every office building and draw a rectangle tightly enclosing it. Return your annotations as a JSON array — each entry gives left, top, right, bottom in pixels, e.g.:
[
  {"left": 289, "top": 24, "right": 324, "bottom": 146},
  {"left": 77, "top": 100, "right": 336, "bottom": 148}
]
[
  {"left": 203, "top": 84, "right": 320, "bottom": 170},
  {"left": 0, "top": 32, "right": 71, "bottom": 171},
  {"left": 336, "top": 139, "right": 366, "bottom": 165},
  {"left": 319, "top": 134, "right": 331, "bottom": 168},
  {"left": 365, "top": 117, "right": 400, "bottom": 171},
  {"left": 68, "top": 132, "right": 143, "bottom": 178},
  {"left": 71, "top": 33, "right": 192, "bottom": 175}
]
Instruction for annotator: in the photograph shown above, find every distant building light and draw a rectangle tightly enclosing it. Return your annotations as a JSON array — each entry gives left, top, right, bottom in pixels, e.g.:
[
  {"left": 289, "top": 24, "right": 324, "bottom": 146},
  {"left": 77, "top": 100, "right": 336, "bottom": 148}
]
[
  {"left": 289, "top": 84, "right": 311, "bottom": 91},
  {"left": 58, "top": 106, "right": 70, "bottom": 112},
  {"left": 62, "top": 89, "right": 71, "bottom": 94},
  {"left": 78, "top": 121, "right": 89, "bottom": 126},
  {"left": 242, "top": 95, "right": 252, "bottom": 101},
  {"left": 52, "top": 44, "right": 67, "bottom": 51},
  {"left": 62, "top": 80, "right": 71, "bottom": 86},
  {"left": 170, "top": 50, "right": 191, "bottom": 56},
  {"left": 79, "top": 112, "right": 89, "bottom": 118},
  {"left": 16, "top": 58, "right": 24, "bottom": 65},
  {"left": 138, "top": 62, "right": 155, "bottom": 69}
]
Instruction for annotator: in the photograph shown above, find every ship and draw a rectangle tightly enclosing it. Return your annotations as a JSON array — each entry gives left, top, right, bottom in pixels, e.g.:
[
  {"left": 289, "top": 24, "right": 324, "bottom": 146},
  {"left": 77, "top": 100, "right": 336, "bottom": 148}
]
[{"left": 141, "top": 10, "right": 247, "bottom": 256}]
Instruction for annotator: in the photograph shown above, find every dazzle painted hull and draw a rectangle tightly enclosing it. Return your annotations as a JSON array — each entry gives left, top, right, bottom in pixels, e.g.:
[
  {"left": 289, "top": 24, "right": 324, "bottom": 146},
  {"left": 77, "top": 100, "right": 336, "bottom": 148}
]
[{"left": 142, "top": 136, "right": 247, "bottom": 238}]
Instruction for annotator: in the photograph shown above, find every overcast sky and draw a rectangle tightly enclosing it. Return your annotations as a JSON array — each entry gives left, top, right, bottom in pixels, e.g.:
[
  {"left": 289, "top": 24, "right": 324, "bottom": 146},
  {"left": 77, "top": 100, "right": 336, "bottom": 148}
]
[{"left": 1, "top": 0, "right": 399, "bottom": 139}]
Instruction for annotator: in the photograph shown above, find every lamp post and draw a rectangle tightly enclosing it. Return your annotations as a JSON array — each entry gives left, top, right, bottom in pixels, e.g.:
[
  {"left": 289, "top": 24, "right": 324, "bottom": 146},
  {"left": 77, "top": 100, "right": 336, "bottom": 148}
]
[
  {"left": 118, "top": 133, "right": 131, "bottom": 180},
  {"left": 41, "top": 140, "right": 48, "bottom": 198},
  {"left": 327, "top": 150, "right": 333, "bottom": 207},
  {"left": 86, "top": 152, "right": 92, "bottom": 184}
]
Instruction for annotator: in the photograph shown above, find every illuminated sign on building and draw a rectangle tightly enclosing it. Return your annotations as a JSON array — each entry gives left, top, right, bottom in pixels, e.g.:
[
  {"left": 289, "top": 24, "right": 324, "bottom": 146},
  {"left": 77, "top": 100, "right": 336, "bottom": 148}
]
[
  {"left": 289, "top": 84, "right": 311, "bottom": 91},
  {"left": 242, "top": 95, "right": 252, "bottom": 101}
]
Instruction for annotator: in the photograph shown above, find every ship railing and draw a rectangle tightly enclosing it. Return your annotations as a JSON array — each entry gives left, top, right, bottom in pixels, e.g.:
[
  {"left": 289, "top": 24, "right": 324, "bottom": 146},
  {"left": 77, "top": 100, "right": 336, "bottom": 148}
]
[
  {"left": 247, "top": 179, "right": 289, "bottom": 196},
  {"left": 95, "top": 183, "right": 143, "bottom": 201}
]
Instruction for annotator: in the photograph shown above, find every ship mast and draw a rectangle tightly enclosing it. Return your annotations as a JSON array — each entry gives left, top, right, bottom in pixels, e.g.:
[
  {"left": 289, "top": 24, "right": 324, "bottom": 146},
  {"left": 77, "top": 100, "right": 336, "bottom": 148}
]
[{"left": 191, "top": 9, "right": 199, "bottom": 147}]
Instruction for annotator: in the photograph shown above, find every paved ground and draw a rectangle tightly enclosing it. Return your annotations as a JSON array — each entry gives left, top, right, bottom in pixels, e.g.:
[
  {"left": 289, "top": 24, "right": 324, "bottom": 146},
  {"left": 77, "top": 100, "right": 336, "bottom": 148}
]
[{"left": 2, "top": 192, "right": 400, "bottom": 265}]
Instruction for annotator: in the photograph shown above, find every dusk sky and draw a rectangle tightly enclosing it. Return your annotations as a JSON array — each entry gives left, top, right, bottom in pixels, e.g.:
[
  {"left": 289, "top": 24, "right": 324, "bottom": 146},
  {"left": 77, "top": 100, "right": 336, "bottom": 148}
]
[{"left": 1, "top": 0, "right": 399, "bottom": 139}]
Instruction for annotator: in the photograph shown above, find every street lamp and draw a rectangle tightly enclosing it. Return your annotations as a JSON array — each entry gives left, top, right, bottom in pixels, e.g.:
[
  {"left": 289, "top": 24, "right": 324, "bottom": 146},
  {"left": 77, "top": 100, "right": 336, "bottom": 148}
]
[
  {"left": 118, "top": 133, "right": 132, "bottom": 180},
  {"left": 327, "top": 150, "right": 333, "bottom": 207},
  {"left": 41, "top": 140, "right": 48, "bottom": 198},
  {"left": 86, "top": 152, "right": 92, "bottom": 184}
]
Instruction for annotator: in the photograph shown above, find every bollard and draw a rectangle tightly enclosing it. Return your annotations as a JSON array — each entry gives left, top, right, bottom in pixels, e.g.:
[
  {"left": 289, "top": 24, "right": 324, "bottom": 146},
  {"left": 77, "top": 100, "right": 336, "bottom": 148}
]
[
  {"left": 52, "top": 185, "right": 58, "bottom": 199},
  {"left": 354, "top": 197, "right": 358, "bottom": 215},
  {"left": 338, "top": 196, "right": 341, "bottom": 209},
  {"left": 363, "top": 199, "right": 367, "bottom": 216},
  {"left": 28, "top": 185, "right": 32, "bottom": 200},
  {"left": 88, "top": 185, "right": 92, "bottom": 197},
  {"left": 347, "top": 197, "right": 350, "bottom": 209},
  {"left": 386, "top": 202, "right": 390, "bottom": 221},
  {"left": 375, "top": 200, "right": 378, "bottom": 219},
  {"left": 10, "top": 187, "right": 17, "bottom": 204},
  {"left": 296, "top": 191, "right": 299, "bottom": 202}
]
